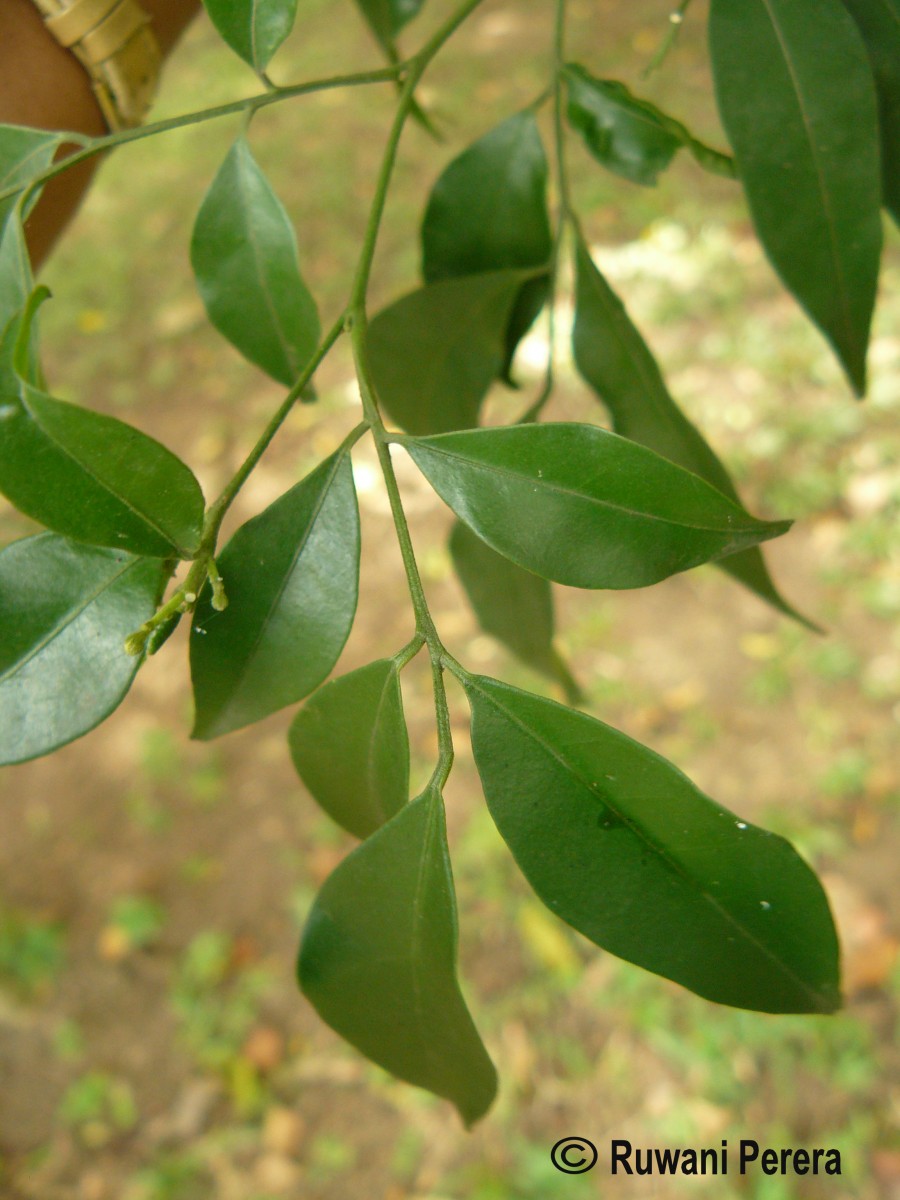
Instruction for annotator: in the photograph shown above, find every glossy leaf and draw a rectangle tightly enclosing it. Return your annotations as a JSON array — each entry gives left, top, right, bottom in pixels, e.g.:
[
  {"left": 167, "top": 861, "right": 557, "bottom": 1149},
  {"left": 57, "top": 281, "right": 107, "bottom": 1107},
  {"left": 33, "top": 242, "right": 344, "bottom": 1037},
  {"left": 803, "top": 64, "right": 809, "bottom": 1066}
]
[
  {"left": 191, "top": 137, "right": 320, "bottom": 386},
  {"left": 0, "top": 294, "right": 204, "bottom": 558},
  {"left": 0, "top": 294, "right": 200, "bottom": 554},
  {"left": 289, "top": 659, "right": 409, "bottom": 839},
  {"left": 191, "top": 451, "right": 359, "bottom": 739},
  {"left": 0, "top": 125, "right": 62, "bottom": 235},
  {"left": 571, "top": 235, "right": 813, "bottom": 626},
  {"left": 709, "top": 0, "right": 882, "bottom": 395},
  {"left": 354, "top": 0, "right": 425, "bottom": 47},
  {"left": 298, "top": 784, "right": 497, "bottom": 1124},
  {"left": 840, "top": 0, "right": 900, "bottom": 225},
  {"left": 368, "top": 270, "right": 531, "bottom": 435},
  {"left": 564, "top": 66, "right": 735, "bottom": 185},
  {"left": 466, "top": 676, "right": 841, "bottom": 1014},
  {"left": 422, "top": 112, "right": 552, "bottom": 382},
  {"left": 404, "top": 423, "right": 791, "bottom": 590},
  {"left": 202, "top": 0, "right": 296, "bottom": 71},
  {"left": 0, "top": 534, "right": 165, "bottom": 765},
  {"left": 450, "top": 522, "right": 579, "bottom": 700},
  {"left": 422, "top": 112, "right": 552, "bottom": 282}
]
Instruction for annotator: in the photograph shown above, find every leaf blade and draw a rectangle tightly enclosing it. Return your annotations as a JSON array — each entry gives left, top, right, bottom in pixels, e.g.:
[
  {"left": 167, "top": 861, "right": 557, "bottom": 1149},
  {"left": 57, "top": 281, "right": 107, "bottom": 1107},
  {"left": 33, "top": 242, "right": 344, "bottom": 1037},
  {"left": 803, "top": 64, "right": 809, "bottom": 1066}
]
[
  {"left": 450, "top": 521, "right": 579, "bottom": 699},
  {"left": 202, "top": 0, "right": 297, "bottom": 71},
  {"left": 0, "top": 125, "right": 63, "bottom": 235},
  {"left": 466, "top": 676, "right": 841, "bottom": 1014},
  {"left": 190, "top": 452, "right": 360, "bottom": 739},
  {"left": 191, "top": 138, "right": 320, "bottom": 386},
  {"left": 0, "top": 300, "right": 205, "bottom": 559},
  {"left": 368, "top": 270, "right": 531, "bottom": 435},
  {"left": 353, "top": 0, "right": 425, "bottom": 48},
  {"left": 0, "top": 534, "right": 165, "bottom": 765},
  {"left": 405, "top": 423, "right": 791, "bottom": 590},
  {"left": 298, "top": 784, "right": 497, "bottom": 1124},
  {"left": 709, "top": 0, "right": 883, "bottom": 394},
  {"left": 840, "top": 0, "right": 900, "bottom": 225},
  {"left": 564, "top": 66, "right": 736, "bottom": 185},
  {"left": 571, "top": 234, "right": 813, "bottom": 626},
  {"left": 421, "top": 111, "right": 552, "bottom": 383},
  {"left": 289, "top": 659, "right": 409, "bottom": 839}
]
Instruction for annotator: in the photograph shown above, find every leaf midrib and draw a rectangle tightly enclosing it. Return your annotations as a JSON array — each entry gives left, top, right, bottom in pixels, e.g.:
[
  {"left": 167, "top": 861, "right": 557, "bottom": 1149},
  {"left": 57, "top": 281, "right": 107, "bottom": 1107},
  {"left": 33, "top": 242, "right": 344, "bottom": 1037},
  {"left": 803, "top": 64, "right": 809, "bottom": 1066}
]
[
  {"left": 0, "top": 556, "right": 139, "bottom": 685},
  {"left": 413, "top": 435, "right": 761, "bottom": 535},
  {"left": 471, "top": 679, "right": 831, "bottom": 1009},
  {"left": 22, "top": 388, "right": 188, "bottom": 554},
  {"left": 208, "top": 453, "right": 345, "bottom": 726},
  {"left": 756, "top": 0, "right": 857, "bottom": 354}
]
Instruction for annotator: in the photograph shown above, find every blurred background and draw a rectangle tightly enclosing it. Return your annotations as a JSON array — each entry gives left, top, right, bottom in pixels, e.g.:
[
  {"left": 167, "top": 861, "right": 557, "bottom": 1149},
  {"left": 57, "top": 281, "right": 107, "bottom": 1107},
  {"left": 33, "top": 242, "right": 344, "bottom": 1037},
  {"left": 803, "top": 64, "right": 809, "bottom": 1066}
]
[{"left": 1, "top": 1, "right": 899, "bottom": 1196}]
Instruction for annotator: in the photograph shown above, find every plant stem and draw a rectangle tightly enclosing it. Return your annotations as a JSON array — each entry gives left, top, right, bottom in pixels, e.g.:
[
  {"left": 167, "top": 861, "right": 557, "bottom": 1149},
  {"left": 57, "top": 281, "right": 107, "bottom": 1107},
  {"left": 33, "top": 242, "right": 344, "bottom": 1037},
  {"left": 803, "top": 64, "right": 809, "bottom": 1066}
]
[
  {"left": 642, "top": 0, "right": 695, "bottom": 79},
  {"left": 202, "top": 312, "right": 348, "bottom": 545},
  {"left": 2, "top": 66, "right": 403, "bottom": 211},
  {"left": 519, "top": 0, "right": 570, "bottom": 425},
  {"left": 343, "top": 0, "right": 489, "bottom": 784}
]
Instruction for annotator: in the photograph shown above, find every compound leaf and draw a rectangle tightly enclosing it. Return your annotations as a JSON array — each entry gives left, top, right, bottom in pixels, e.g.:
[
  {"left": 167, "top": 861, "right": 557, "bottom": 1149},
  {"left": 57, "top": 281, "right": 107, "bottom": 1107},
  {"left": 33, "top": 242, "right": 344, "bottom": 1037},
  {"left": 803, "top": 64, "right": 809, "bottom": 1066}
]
[
  {"left": 572, "top": 234, "right": 813, "bottom": 626},
  {"left": 709, "top": 0, "right": 882, "bottom": 395},
  {"left": 466, "top": 675, "right": 841, "bottom": 1014},
  {"left": 191, "top": 451, "right": 359, "bottom": 739},
  {"left": 449, "top": 522, "right": 579, "bottom": 700},
  {"left": 298, "top": 784, "right": 497, "bottom": 1124},
  {"left": 202, "top": 0, "right": 296, "bottom": 71},
  {"left": 840, "top": 0, "right": 900, "bottom": 225},
  {"left": 192, "top": 137, "right": 320, "bottom": 386},
  {"left": 405, "top": 423, "right": 791, "bottom": 590},
  {"left": 368, "top": 270, "right": 531, "bottom": 435},
  {"left": 0, "top": 293, "right": 204, "bottom": 558},
  {"left": 422, "top": 112, "right": 552, "bottom": 382},
  {"left": 289, "top": 658, "right": 409, "bottom": 839},
  {"left": 0, "top": 534, "right": 165, "bottom": 765}
]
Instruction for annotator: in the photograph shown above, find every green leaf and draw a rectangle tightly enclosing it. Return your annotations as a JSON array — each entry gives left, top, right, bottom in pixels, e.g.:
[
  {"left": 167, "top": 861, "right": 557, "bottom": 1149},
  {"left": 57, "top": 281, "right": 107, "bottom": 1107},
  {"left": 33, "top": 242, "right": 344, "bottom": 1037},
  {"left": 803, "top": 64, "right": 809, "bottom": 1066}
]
[
  {"left": 0, "top": 295, "right": 204, "bottom": 558},
  {"left": 465, "top": 676, "right": 841, "bottom": 1014},
  {"left": 354, "top": 0, "right": 425, "bottom": 48},
  {"left": 404, "top": 423, "right": 791, "bottom": 590},
  {"left": 289, "top": 659, "right": 409, "bottom": 839},
  {"left": 298, "top": 784, "right": 497, "bottom": 1124},
  {"left": 0, "top": 216, "right": 32, "bottom": 337},
  {"left": 0, "top": 534, "right": 165, "bottom": 765},
  {"left": 0, "top": 125, "right": 63, "bottom": 235},
  {"left": 202, "top": 0, "right": 296, "bottom": 71},
  {"left": 422, "top": 112, "right": 552, "bottom": 383},
  {"left": 571, "top": 234, "right": 813, "bottom": 627},
  {"left": 422, "top": 112, "right": 552, "bottom": 282},
  {"left": 566, "top": 66, "right": 680, "bottom": 185},
  {"left": 190, "top": 451, "right": 359, "bottom": 739},
  {"left": 368, "top": 270, "right": 531, "bottom": 435},
  {"left": 840, "top": 0, "right": 900, "bottom": 225},
  {"left": 449, "top": 522, "right": 579, "bottom": 700},
  {"left": 191, "top": 137, "right": 320, "bottom": 386},
  {"left": 709, "top": 0, "right": 882, "bottom": 395}
]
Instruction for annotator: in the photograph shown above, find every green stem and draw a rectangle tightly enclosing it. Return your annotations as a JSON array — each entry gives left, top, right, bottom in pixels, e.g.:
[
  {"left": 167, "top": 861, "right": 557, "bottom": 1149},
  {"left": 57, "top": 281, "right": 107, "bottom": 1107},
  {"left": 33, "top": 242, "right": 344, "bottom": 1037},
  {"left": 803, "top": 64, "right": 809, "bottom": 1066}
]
[
  {"left": 343, "top": 0, "right": 489, "bottom": 781},
  {"left": 124, "top": 317, "right": 354, "bottom": 653},
  {"left": 202, "top": 311, "right": 347, "bottom": 545},
  {"left": 2, "top": 65, "right": 403, "bottom": 211},
  {"left": 642, "top": 0, "right": 695, "bottom": 79},
  {"left": 519, "top": 0, "right": 570, "bottom": 425}
]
